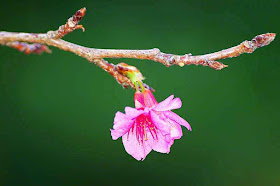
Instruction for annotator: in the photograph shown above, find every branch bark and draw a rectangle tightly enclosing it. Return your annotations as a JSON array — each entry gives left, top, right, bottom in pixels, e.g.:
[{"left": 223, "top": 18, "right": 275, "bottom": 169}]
[{"left": 0, "top": 7, "right": 276, "bottom": 89}]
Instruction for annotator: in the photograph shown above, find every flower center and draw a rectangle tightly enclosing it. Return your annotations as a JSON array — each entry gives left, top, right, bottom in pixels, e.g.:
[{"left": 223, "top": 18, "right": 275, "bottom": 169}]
[{"left": 128, "top": 114, "right": 158, "bottom": 144}]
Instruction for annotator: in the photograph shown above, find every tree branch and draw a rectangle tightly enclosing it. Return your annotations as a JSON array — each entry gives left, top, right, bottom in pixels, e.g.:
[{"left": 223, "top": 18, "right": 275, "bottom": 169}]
[{"left": 0, "top": 7, "right": 276, "bottom": 89}]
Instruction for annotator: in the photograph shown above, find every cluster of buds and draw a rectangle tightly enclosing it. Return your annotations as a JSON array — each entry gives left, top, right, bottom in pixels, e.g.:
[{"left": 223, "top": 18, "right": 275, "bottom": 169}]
[{"left": 6, "top": 41, "right": 51, "bottom": 55}]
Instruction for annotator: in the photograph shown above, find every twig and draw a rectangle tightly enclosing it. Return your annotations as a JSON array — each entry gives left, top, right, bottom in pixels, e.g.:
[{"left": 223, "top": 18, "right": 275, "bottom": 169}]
[
  {"left": 0, "top": 7, "right": 276, "bottom": 89},
  {"left": 47, "top": 7, "right": 86, "bottom": 39},
  {"left": 5, "top": 41, "right": 51, "bottom": 54}
]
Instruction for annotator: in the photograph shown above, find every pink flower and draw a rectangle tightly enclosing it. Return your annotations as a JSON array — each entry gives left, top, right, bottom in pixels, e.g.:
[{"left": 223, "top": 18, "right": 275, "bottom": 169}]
[{"left": 111, "top": 89, "right": 192, "bottom": 160}]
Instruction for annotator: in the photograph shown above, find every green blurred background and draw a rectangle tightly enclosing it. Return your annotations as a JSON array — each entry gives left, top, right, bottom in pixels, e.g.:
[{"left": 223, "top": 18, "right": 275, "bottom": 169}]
[{"left": 1, "top": 0, "right": 279, "bottom": 185}]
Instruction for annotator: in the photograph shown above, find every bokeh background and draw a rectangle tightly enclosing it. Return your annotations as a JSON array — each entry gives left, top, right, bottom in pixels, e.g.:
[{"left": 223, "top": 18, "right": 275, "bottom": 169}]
[{"left": 1, "top": 0, "right": 279, "bottom": 185}]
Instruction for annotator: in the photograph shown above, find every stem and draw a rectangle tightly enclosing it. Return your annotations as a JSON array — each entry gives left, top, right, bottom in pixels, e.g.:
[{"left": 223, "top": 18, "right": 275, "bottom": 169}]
[{"left": 138, "top": 82, "right": 145, "bottom": 92}]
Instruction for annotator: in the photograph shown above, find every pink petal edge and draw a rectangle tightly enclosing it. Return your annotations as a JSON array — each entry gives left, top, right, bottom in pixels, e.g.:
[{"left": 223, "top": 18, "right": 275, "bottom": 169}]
[
  {"left": 113, "top": 111, "right": 134, "bottom": 130},
  {"left": 153, "top": 96, "right": 182, "bottom": 111},
  {"left": 122, "top": 132, "right": 152, "bottom": 161},
  {"left": 164, "top": 111, "right": 192, "bottom": 131},
  {"left": 153, "top": 95, "right": 174, "bottom": 111},
  {"left": 146, "top": 132, "right": 171, "bottom": 154},
  {"left": 125, "top": 107, "right": 144, "bottom": 118}
]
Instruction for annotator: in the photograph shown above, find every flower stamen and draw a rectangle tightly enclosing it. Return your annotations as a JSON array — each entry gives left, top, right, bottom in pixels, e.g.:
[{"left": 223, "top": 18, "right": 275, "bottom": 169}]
[{"left": 133, "top": 114, "right": 158, "bottom": 144}]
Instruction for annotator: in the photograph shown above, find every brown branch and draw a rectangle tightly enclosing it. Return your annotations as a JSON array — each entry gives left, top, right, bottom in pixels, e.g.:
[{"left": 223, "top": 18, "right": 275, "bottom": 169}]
[
  {"left": 0, "top": 7, "right": 276, "bottom": 90},
  {"left": 5, "top": 41, "right": 51, "bottom": 54}
]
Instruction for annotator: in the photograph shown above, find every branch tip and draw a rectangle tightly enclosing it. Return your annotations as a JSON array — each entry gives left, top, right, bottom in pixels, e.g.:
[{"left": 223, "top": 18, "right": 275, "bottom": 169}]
[
  {"left": 49, "top": 7, "right": 87, "bottom": 39},
  {"left": 251, "top": 33, "right": 276, "bottom": 48}
]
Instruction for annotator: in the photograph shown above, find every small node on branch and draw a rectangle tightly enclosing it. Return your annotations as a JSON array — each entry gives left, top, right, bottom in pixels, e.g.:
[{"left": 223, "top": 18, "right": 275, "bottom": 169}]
[
  {"left": 206, "top": 61, "right": 228, "bottom": 70},
  {"left": 48, "top": 7, "right": 86, "bottom": 39},
  {"left": 178, "top": 62, "right": 184, "bottom": 67},
  {"left": 6, "top": 41, "right": 51, "bottom": 55}
]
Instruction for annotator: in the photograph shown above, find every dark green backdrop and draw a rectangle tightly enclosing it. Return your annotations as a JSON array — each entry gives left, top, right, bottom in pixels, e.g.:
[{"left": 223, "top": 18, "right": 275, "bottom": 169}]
[{"left": 1, "top": 0, "right": 279, "bottom": 185}]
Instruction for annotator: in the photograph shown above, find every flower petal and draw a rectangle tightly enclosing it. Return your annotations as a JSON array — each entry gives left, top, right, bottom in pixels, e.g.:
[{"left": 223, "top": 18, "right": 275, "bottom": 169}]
[
  {"left": 155, "top": 97, "right": 182, "bottom": 111},
  {"left": 168, "top": 97, "right": 182, "bottom": 110},
  {"left": 169, "top": 121, "right": 183, "bottom": 139},
  {"left": 164, "top": 111, "right": 192, "bottom": 131},
  {"left": 122, "top": 132, "right": 152, "bottom": 161},
  {"left": 113, "top": 111, "right": 134, "bottom": 130},
  {"left": 153, "top": 95, "right": 174, "bottom": 111},
  {"left": 146, "top": 132, "right": 171, "bottom": 154},
  {"left": 125, "top": 107, "right": 144, "bottom": 119},
  {"left": 111, "top": 129, "right": 128, "bottom": 140},
  {"left": 165, "top": 134, "right": 174, "bottom": 147},
  {"left": 150, "top": 111, "right": 170, "bottom": 135},
  {"left": 151, "top": 111, "right": 183, "bottom": 139}
]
